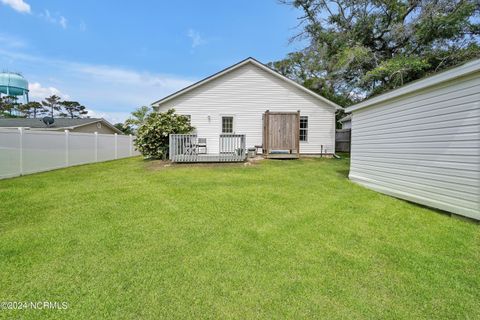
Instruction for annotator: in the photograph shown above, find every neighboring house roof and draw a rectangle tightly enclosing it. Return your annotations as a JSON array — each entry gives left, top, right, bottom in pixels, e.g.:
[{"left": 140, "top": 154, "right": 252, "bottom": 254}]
[
  {"left": 151, "top": 57, "right": 343, "bottom": 110},
  {"left": 346, "top": 58, "right": 480, "bottom": 113},
  {"left": 338, "top": 114, "right": 351, "bottom": 123},
  {"left": 0, "top": 118, "right": 123, "bottom": 134}
]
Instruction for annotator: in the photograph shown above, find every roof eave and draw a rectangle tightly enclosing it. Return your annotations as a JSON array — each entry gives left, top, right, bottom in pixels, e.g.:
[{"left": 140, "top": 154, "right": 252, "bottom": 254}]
[{"left": 69, "top": 118, "right": 124, "bottom": 134}]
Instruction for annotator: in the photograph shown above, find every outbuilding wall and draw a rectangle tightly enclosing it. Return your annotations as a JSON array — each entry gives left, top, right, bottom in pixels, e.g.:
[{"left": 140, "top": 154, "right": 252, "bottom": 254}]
[{"left": 349, "top": 71, "right": 480, "bottom": 220}]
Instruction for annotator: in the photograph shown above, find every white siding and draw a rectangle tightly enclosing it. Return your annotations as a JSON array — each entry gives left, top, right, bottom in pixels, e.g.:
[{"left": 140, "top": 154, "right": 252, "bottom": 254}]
[
  {"left": 349, "top": 72, "right": 480, "bottom": 220},
  {"left": 341, "top": 120, "right": 351, "bottom": 129},
  {"left": 156, "top": 62, "right": 335, "bottom": 154}
]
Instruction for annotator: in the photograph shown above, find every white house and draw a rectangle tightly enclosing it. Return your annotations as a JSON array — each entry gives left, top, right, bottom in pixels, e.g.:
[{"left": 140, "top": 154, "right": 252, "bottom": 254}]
[
  {"left": 346, "top": 59, "right": 480, "bottom": 220},
  {"left": 152, "top": 57, "right": 341, "bottom": 156}
]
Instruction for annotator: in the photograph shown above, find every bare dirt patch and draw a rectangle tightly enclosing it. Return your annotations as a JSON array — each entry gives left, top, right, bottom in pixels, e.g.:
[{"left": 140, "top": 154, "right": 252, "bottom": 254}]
[{"left": 145, "top": 159, "right": 263, "bottom": 171}]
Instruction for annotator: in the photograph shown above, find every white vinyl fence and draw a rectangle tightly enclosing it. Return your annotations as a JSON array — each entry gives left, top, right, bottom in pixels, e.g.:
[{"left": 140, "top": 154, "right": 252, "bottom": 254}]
[{"left": 0, "top": 128, "right": 140, "bottom": 179}]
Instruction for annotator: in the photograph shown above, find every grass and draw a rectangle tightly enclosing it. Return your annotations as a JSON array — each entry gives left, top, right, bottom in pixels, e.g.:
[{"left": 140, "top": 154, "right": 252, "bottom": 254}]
[{"left": 0, "top": 156, "right": 478, "bottom": 319}]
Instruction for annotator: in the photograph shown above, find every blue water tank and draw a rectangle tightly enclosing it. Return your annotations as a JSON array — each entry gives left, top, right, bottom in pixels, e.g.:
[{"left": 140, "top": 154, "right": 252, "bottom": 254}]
[{"left": 0, "top": 72, "right": 29, "bottom": 96}]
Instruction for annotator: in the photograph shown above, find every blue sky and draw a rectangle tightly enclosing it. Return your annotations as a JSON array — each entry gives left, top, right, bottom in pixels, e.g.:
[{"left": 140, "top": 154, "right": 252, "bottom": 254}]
[{"left": 0, "top": 0, "right": 305, "bottom": 123}]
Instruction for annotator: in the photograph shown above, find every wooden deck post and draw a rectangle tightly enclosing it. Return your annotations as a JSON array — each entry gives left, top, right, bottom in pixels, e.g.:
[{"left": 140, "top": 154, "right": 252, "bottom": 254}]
[
  {"left": 264, "top": 110, "right": 270, "bottom": 158},
  {"left": 296, "top": 110, "right": 300, "bottom": 158}
]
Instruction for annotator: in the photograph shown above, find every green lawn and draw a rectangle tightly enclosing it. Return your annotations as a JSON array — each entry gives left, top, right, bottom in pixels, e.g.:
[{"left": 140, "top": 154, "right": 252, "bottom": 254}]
[{"left": 0, "top": 157, "right": 478, "bottom": 319}]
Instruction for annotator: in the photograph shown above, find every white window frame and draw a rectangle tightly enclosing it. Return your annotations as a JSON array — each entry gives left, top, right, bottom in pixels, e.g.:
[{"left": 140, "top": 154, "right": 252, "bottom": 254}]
[
  {"left": 299, "top": 116, "right": 308, "bottom": 142},
  {"left": 220, "top": 115, "right": 235, "bottom": 134}
]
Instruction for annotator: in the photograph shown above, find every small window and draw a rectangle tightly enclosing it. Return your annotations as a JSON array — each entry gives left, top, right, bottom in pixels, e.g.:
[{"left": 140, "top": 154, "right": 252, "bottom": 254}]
[
  {"left": 222, "top": 116, "right": 234, "bottom": 133},
  {"left": 300, "top": 116, "right": 308, "bottom": 142}
]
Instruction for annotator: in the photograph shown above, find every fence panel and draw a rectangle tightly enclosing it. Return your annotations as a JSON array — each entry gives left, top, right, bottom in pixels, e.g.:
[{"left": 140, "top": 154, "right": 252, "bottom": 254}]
[
  {"left": 117, "top": 135, "right": 132, "bottom": 158},
  {"left": 335, "top": 129, "right": 351, "bottom": 153},
  {"left": 69, "top": 132, "right": 96, "bottom": 166},
  {"left": 97, "top": 134, "right": 116, "bottom": 162},
  {"left": 0, "top": 129, "right": 139, "bottom": 179},
  {"left": 23, "top": 130, "right": 66, "bottom": 174},
  {"left": 0, "top": 129, "right": 21, "bottom": 178}
]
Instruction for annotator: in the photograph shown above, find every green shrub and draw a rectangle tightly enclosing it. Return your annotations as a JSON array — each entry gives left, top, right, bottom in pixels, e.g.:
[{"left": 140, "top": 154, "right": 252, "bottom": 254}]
[{"left": 135, "top": 109, "right": 194, "bottom": 159}]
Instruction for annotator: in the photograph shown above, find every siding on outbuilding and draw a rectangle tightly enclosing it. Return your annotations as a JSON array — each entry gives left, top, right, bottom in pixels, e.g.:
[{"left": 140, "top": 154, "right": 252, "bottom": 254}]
[
  {"left": 346, "top": 60, "right": 480, "bottom": 220},
  {"left": 153, "top": 59, "right": 338, "bottom": 155}
]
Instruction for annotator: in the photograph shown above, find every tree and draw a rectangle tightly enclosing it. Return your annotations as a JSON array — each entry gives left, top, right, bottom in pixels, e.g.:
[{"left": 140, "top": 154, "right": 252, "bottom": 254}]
[
  {"left": 125, "top": 106, "right": 151, "bottom": 129},
  {"left": 20, "top": 101, "right": 46, "bottom": 118},
  {"left": 272, "top": 0, "right": 480, "bottom": 104},
  {"left": 17, "top": 103, "right": 31, "bottom": 118},
  {"left": 114, "top": 122, "right": 134, "bottom": 135},
  {"left": 0, "top": 96, "right": 20, "bottom": 117},
  {"left": 60, "top": 101, "right": 88, "bottom": 118},
  {"left": 0, "top": 97, "right": 9, "bottom": 117},
  {"left": 134, "top": 109, "right": 194, "bottom": 159},
  {"left": 42, "top": 95, "right": 62, "bottom": 117}
]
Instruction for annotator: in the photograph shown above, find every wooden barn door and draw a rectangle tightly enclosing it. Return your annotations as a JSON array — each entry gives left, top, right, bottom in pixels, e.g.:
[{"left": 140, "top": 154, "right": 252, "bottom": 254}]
[{"left": 263, "top": 111, "right": 300, "bottom": 158}]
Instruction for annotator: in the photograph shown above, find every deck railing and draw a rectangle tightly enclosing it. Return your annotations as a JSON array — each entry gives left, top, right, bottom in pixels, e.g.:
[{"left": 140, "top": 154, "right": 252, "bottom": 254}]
[
  {"left": 169, "top": 134, "right": 246, "bottom": 162},
  {"left": 219, "top": 134, "right": 246, "bottom": 161}
]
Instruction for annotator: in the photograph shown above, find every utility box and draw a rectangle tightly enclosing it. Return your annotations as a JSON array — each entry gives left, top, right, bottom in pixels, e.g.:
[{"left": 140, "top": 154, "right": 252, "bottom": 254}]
[{"left": 247, "top": 148, "right": 256, "bottom": 158}]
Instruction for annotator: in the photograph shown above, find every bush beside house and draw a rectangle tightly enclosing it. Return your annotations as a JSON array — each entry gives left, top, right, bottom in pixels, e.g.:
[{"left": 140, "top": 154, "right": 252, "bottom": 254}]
[{"left": 135, "top": 109, "right": 194, "bottom": 159}]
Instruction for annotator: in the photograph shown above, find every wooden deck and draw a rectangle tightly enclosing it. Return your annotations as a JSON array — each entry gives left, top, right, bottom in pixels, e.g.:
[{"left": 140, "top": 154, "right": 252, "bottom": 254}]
[
  {"left": 170, "top": 153, "right": 246, "bottom": 163},
  {"left": 169, "top": 134, "right": 246, "bottom": 163}
]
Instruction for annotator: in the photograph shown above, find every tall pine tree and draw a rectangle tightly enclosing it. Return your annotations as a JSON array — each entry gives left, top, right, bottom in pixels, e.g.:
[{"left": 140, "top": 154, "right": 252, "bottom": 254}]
[{"left": 271, "top": 0, "right": 480, "bottom": 105}]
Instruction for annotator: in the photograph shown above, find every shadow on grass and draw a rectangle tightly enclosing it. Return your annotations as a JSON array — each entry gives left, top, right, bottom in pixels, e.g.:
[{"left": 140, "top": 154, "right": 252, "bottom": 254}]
[
  {"left": 336, "top": 169, "right": 350, "bottom": 178},
  {"left": 404, "top": 200, "right": 480, "bottom": 224}
]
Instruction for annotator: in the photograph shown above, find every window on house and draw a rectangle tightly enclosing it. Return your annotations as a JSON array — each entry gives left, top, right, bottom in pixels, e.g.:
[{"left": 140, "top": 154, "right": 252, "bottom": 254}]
[
  {"left": 300, "top": 116, "right": 308, "bottom": 142},
  {"left": 222, "top": 116, "right": 234, "bottom": 133}
]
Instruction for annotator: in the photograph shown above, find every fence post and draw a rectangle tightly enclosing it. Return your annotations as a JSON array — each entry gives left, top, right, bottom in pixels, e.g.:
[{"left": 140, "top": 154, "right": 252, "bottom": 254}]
[
  {"left": 129, "top": 134, "right": 133, "bottom": 156},
  {"left": 94, "top": 132, "right": 98, "bottom": 162},
  {"left": 65, "top": 130, "right": 69, "bottom": 167},
  {"left": 114, "top": 133, "right": 118, "bottom": 159},
  {"left": 348, "top": 128, "right": 352, "bottom": 153},
  {"left": 18, "top": 127, "right": 23, "bottom": 175}
]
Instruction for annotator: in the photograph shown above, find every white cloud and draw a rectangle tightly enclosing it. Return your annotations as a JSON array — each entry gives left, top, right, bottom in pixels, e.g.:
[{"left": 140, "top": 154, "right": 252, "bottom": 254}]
[
  {"left": 75, "top": 64, "right": 192, "bottom": 89},
  {"left": 0, "top": 33, "right": 27, "bottom": 48},
  {"left": 85, "top": 109, "right": 131, "bottom": 124},
  {"left": 29, "top": 83, "right": 128, "bottom": 123},
  {"left": 79, "top": 21, "right": 87, "bottom": 32},
  {"left": 1, "top": 0, "right": 31, "bottom": 13},
  {"left": 28, "top": 82, "right": 70, "bottom": 101},
  {"left": 187, "top": 29, "right": 207, "bottom": 48},
  {"left": 1, "top": 1, "right": 69, "bottom": 30},
  {"left": 59, "top": 16, "right": 67, "bottom": 29},
  {"left": 0, "top": 49, "right": 194, "bottom": 123},
  {"left": 39, "top": 9, "right": 67, "bottom": 29}
]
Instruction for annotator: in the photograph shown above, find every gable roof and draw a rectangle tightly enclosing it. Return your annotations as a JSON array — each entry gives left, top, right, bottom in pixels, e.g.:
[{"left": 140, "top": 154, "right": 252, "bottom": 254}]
[
  {"left": 0, "top": 118, "right": 123, "bottom": 134},
  {"left": 346, "top": 58, "right": 480, "bottom": 113},
  {"left": 151, "top": 57, "right": 342, "bottom": 110}
]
